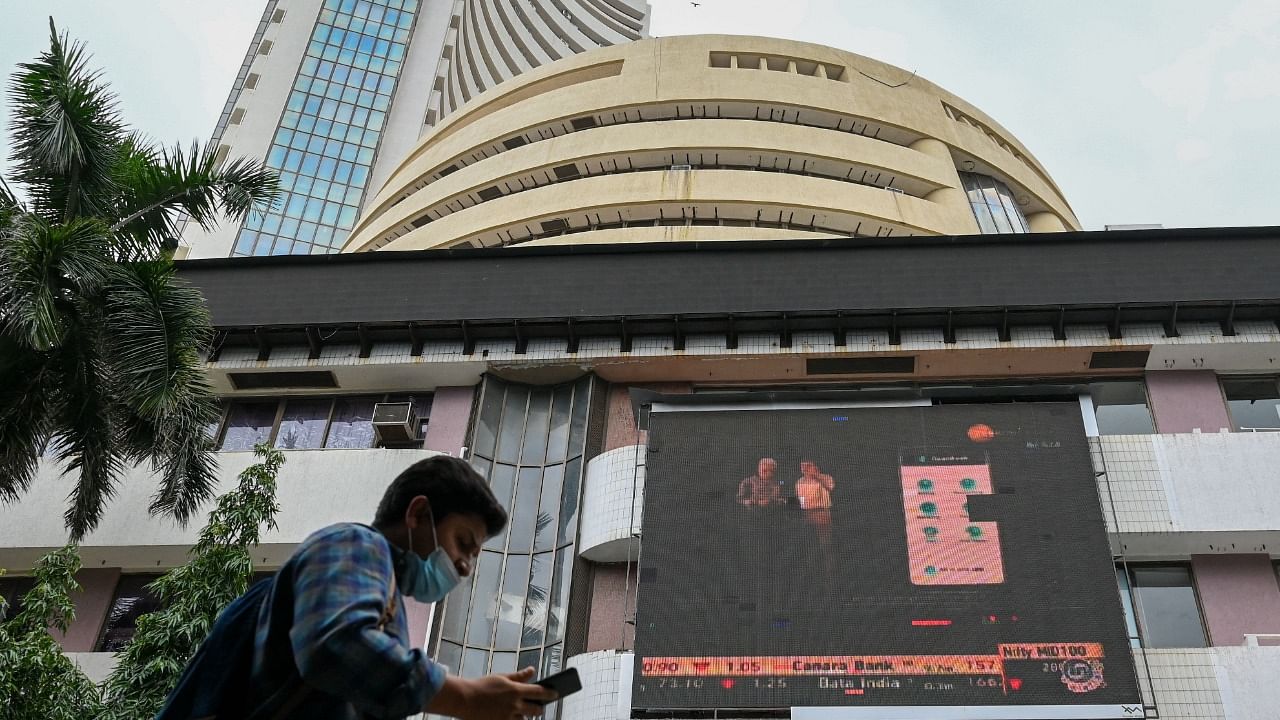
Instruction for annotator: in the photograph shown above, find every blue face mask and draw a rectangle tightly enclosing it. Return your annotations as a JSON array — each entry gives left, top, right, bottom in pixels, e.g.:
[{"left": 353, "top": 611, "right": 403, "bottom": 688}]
[{"left": 399, "top": 507, "right": 461, "bottom": 603}]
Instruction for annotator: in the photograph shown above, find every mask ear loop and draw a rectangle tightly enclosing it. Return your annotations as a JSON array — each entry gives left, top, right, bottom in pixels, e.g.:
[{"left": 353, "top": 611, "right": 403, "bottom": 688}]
[{"left": 407, "top": 500, "right": 440, "bottom": 558}]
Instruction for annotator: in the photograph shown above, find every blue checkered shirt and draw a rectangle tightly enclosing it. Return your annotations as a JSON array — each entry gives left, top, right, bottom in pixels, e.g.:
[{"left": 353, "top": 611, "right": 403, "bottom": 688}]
[{"left": 251, "top": 522, "right": 447, "bottom": 719}]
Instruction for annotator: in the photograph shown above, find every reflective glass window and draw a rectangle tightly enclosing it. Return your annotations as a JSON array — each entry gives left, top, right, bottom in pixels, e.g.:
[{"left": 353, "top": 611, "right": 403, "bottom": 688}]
[
  {"left": 959, "top": 172, "right": 1030, "bottom": 235},
  {"left": 1222, "top": 378, "right": 1280, "bottom": 431},
  {"left": 325, "top": 397, "right": 376, "bottom": 448},
  {"left": 220, "top": 401, "right": 277, "bottom": 450},
  {"left": 534, "top": 464, "right": 564, "bottom": 552},
  {"left": 546, "top": 547, "right": 572, "bottom": 643},
  {"left": 461, "top": 647, "right": 488, "bottom": 679},
  {"left": 275, "top": 398, "right": 332, "bottom": 449},
  {"left": 1127, "top": 565, "right": 1207, "bottom": 648},
  {"left": 520, "top": 389, "right": 552, "bottom": 464},
  {"left": 466, "top": 551, "right": 503, "bottom": 646},
  {"left": 497, "top": 387, "right": 529, "bottom": 464},
  {"left": 507, "top": 468, "right": 542, "bottom": 554},
  {"left": 1089, "top": 381, "right": 1156, "bottom": 435},
  {"left": 522, "top": 552, "right": 553, "bottom": 647},
  {"left": 96, "top": 574, "right": 163, "bottom": 651},
  {"left": 436, "top": 640, "right": 463, "bottom": 674},
  {"left": 495, "top": 554, "right": 530, "bottom": 649},
  {"left": 486, "top": 463, "right": 517, "bottom": 551}
]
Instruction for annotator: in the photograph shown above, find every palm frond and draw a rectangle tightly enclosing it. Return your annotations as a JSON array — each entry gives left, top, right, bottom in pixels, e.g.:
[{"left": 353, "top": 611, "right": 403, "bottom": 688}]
[
  {"left": 110, "top": 141, "right": 278, "bottom": 259},
  {"left": 6, "top": 18, "right": 123, "bottom": 222},
  {"left": 52, "top": 323, "right": 125, "bottom": 541},
  {"left": 102, "top": 260, "right": 213, "bottom": 417},
  {"left": 0, "top": 214, "right": 112, "bottom": 352},
  {"left": 0, "top": 334, "right": 59, "bottom": 503}
]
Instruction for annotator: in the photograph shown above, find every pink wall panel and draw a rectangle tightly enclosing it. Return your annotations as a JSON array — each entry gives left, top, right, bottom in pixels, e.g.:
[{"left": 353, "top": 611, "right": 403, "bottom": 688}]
[
  {"left": 1191, "top": 553, "right": 1280, "bottom": 646},
  {"left": 586, "top": 563, "right": 635, "bottom": 651},
  {"left": 57, "top": 567, "right": 120, "bottom": 652},
  {"left": 1146, "top": 371, "right": 1231, "bottom": 434},
  {"left": 424, "top": 385, "right": 476, "bottom": 456}
]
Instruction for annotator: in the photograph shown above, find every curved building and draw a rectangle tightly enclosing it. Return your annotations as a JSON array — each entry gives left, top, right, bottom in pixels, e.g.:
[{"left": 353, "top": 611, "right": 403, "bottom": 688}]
[{"left": 344, "top": 34, "right": 1079, "bottom": 252}]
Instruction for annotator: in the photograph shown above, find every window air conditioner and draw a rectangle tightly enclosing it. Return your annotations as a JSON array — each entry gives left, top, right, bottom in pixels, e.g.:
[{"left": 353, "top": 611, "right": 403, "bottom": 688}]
[
  {"left": 670, "top": 164, "right": 692, "bottom": 171},
  {"left": 373, "top": 402, "right": 420, "bottom": 445}
]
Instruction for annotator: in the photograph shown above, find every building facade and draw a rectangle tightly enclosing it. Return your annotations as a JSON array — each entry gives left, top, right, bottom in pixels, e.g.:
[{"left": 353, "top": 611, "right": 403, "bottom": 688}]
[
  {"left": 343, "top": 35, "right": 1077, "bottom": 253},
  {"left": 179, "top": 0, "right": 649, "bottom": 259},
  {"left": 3, "top": 229, "right": 1280, "bottom": 719}
]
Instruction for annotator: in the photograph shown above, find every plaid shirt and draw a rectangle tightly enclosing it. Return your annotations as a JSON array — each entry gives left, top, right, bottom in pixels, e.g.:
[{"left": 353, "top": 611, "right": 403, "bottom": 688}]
[{"left": 252, "top": 523, "right": 447, "bottom": 719}]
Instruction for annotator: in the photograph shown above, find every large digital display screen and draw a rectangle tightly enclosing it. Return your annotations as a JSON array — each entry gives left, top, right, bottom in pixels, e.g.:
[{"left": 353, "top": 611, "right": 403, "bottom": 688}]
[{"left": 631, "top": 403, "right": 1142, "bottom": 717}]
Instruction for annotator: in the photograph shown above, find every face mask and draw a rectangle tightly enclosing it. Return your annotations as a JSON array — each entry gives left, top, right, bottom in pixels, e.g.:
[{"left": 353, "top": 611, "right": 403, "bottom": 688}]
[{"left": 399, "top": 506, "right": 461, "bottom": 603}]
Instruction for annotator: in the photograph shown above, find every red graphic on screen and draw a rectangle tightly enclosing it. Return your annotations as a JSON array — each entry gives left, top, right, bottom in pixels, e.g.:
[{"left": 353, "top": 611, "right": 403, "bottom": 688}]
[
  {"left": 967, "top": 423, "right": 996, "bottom": 443},
  {"left": 900, "top": 459, "right": 1004, "bottom": 585}
]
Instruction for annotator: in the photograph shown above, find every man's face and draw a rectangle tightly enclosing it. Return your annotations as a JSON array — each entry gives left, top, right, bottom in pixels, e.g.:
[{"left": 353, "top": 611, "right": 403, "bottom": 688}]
[
  {"left": 758, "top": 459, "right": 777, "bottom": 481},
  {"left": 801, "top": 461, "right": 817, "bottom": 478},
  {"left": 408, "top": 498, "right": 486, "bottom": 578}
]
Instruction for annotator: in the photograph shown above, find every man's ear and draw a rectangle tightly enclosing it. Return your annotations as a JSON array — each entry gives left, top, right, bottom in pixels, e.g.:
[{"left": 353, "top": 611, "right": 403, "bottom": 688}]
[{"left": 405, "top": 495, "right": 431, "bottom": 530}]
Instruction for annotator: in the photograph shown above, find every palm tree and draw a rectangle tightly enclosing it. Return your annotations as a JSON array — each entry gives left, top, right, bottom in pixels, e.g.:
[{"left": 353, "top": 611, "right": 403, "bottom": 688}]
[{"left": 0, "top": 20, "right": 278, "bottom": 540}]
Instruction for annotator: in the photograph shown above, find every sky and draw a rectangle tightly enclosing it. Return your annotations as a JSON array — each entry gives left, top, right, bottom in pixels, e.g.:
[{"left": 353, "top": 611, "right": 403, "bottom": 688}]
[{"left": 0, "top": 0, "right": 1277, "bottom": 230}]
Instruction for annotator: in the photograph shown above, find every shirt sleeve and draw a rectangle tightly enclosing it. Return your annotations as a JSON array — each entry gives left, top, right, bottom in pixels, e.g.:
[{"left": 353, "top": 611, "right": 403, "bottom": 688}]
[{"left": 288, "top": 524, "right": 446, "bottom": 718}]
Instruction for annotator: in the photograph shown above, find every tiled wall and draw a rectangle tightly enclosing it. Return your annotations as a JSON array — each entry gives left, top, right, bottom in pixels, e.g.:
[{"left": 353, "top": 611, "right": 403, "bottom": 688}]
[
  {"left": 579, "top": 445, "right": 645, "bottom": 561},
  {"left": 562, "top": 649, "right": 628, "bottom": 720},
  {"left": 1092, "top": 435, "right": 1175, "bottom": 533}
]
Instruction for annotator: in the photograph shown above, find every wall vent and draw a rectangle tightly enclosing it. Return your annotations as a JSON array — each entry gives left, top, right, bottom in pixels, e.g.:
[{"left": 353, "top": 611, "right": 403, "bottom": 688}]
[
  {"left": 1088, "top": 350, "right": 1150, "bottom": 369},
  {"left": 228, "top": 370, "right": 338, "bottom": 390},
  {"left": 807, "top": 356, "right": 916, "bottom": 375}
]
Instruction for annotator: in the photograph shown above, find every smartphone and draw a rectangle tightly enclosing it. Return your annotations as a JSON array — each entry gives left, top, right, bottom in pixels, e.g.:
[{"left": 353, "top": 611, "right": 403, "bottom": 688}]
[{"left": 532, "top": 667, "right": 582, "bottom": 705}]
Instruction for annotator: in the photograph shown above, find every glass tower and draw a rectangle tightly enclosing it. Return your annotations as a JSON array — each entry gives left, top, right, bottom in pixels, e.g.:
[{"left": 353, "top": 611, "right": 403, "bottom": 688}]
[{"left": 233, "top": 0, "right": 419, "bottom": 256}]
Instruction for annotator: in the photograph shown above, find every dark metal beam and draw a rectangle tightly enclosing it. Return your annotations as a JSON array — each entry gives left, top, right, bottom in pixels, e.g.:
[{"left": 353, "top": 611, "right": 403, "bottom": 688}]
[
  {"left": 514, "top": 319, "right": 527, "bottom": 355},
  {"left": 306, "top": 326, "right": 323, "bottom": 360},
  {"left": 1054, "top": 306, "right": 1067, "bottom": 341},
  {"left": 1221, "top": 301, "right": 1237, "bottom": 337},
  {"left": 998, "top": 307, "right": 1011, "bottom": 343},
  {"left": 357, "top": 324, "right": 373, "bottom": 358},
  {"left": 834, "top": 311, "right": 846, "bottom": 347},
  {"left": 779, "top": 313, "right": 792, "bottom": 349},
  {"left": 566, "top": 317, "right": 579, "bottom": 354},
  {"left": 1109, "top": 305, "right": 1123, "bottom": 340},
  {"left": 726, "top": 314, "right": 738, "bottom": 350},
  {"left": 254, "top": 327, "right": 271, "bottom": 362},
  {"left": 1164, "top": 303, "right": 1180, "bottom": 339},
  {"left": 672, "top": 315, "right": 685, "bottom": 351},
  {"left": 889, "top": 310, "right": 901, "bottom": 346},
  {"left": 943, "top": 310, "right": 956, "bottom": 344},
  {"left": 620, "top": 316, "right": 632, "bottom": 353},
  {"left": 460, "top": 320, "right": 475, "bottom": 355},
  {"left": 408, "top": 322, "right": 425, "bottom": 356}
]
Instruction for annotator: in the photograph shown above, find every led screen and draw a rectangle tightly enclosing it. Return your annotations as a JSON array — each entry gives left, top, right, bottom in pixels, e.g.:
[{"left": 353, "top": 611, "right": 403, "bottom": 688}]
[{"left": 631, "top": 403, "right": 1142, "bottom": 716}]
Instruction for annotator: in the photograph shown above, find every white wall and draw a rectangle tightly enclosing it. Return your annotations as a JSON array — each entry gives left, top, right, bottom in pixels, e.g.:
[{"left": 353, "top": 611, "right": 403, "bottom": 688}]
[
  {"left": 579, "top": 444, "right": 643, "bottom": 561},
  {"left": 0, "top": 449, "right": 438, "bottom": 571}
]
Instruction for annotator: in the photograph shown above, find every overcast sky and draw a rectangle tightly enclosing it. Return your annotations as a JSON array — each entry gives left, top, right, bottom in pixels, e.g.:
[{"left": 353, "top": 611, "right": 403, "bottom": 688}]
[{"left": 1, "top": 0, "right": 1277, "bottom": 230}]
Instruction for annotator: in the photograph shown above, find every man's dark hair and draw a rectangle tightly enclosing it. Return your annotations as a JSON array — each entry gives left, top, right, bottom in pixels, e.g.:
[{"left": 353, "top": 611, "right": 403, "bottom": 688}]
[{"left": 373, "top": 455, "right": 507, "bottom": 537}]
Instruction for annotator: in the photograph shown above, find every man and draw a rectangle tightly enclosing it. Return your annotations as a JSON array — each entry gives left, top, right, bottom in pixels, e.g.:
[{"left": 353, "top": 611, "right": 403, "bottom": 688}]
[
  {"left": 795, "top": 460, "right": 835, "bottom": 550},
  {"left": 736, "top": 457, "right": 782, "bottom": 507},
  {"left": 246, "top": 455, "right": 557, "bottom": 719}
]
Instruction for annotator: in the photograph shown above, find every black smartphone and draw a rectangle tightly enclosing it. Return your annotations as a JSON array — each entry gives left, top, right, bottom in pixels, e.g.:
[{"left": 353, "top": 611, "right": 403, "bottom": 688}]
[{"left": 532, "top": 667, "right": 582, "bottom": 705}]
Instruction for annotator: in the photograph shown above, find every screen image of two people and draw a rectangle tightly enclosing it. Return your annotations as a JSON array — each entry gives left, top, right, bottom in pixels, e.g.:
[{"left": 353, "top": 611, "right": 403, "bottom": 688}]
[{"left": 736, "top": 457, "right": 835, "bottom": 548}]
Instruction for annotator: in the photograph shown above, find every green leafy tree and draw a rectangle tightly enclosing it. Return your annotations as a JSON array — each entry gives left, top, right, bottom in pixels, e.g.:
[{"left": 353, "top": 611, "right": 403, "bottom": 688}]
[
  {"left": 0, "top": 546, "right": 104, "bottom": 720},
  {"left": 98, "top": 444, "right": 284, "bottom": 719},
  {"left": 0, "top": 19, "right": 278, "bottom": 540}
]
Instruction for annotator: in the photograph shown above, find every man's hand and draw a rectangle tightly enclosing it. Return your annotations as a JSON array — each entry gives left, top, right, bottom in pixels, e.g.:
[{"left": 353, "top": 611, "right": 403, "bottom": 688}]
[{"left": 429, "top": 667, "right": 559, "bottom": 719}]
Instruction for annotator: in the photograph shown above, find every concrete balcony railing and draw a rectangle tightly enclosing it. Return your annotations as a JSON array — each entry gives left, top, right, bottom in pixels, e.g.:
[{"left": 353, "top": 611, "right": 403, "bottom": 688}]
[
  {"left": 65, "top": 651, "right": 119, "bottom": 684},
  {"left": 0, "top": 449, "right": 440, "bottom": 570}
]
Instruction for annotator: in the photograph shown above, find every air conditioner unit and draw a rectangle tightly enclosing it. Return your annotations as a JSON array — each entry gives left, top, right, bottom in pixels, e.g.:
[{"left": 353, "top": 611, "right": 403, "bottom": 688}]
[
  {"left": 373, "top": 402, "right": 420, "bottom": 445},
  {"left": 670, "top": 164, "right": 692, "bottom": 171}
]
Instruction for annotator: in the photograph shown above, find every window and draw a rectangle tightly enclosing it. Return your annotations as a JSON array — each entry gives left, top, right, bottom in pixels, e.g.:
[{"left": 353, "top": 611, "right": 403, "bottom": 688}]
[
  {"left": 97, "top": 574, "right": 164, "bottom": 651},
  {"left": 437, "top": 376, "right": 593, "bottom": 685},
  {"left": 959, "top": 172, "right": 1030, "bottom": 235},
  {"left": 0, "top": 575, "right": 36, "bottom": 621},
  {"left": 271, "top": 8, "right": 286, "bottom": 22},
  {"left": 1222, "top": 378, "right": 1280, "bottom": 431},
  {"left": 213, "top": 394, "right": 431, "bottom": 451},
  {"left": 1117, "top": 564, "right": 1207, "bottom": 649},
  {"left": 1088, "top": 381, "right": 1156, "bottom": 435},
  {"left": 257, "top": 39, "right": 274, "bottom": 55},
  {"left": 230, "top": 107, "right": 246, "bottom": 125}
]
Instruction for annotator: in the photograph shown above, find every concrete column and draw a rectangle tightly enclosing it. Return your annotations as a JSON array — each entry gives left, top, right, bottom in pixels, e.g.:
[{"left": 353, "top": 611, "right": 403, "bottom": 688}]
[
  {"left": 585, "top": 563, "right": 635, "bottom": 652},
  {"left": 1027, "top": 211, "right": 1067, "bottom": 233},
  {"left": 55, "top": 567, "right": 120, "bottom": 652},
  {"left": 423, "top": 385, "right": 476, "bottom": 456},
  {"left": 1145, "top": 371, "right": 1232, "bottom": 434},
  {"left": 603, "top": 383, "right": 692, "bottom": 452},
  {"left": 908, "top": 137, "right": 979, "bottom": 234},
  {"left": 1191, "top": 554, "right": 1280, "bottom": 646}
]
